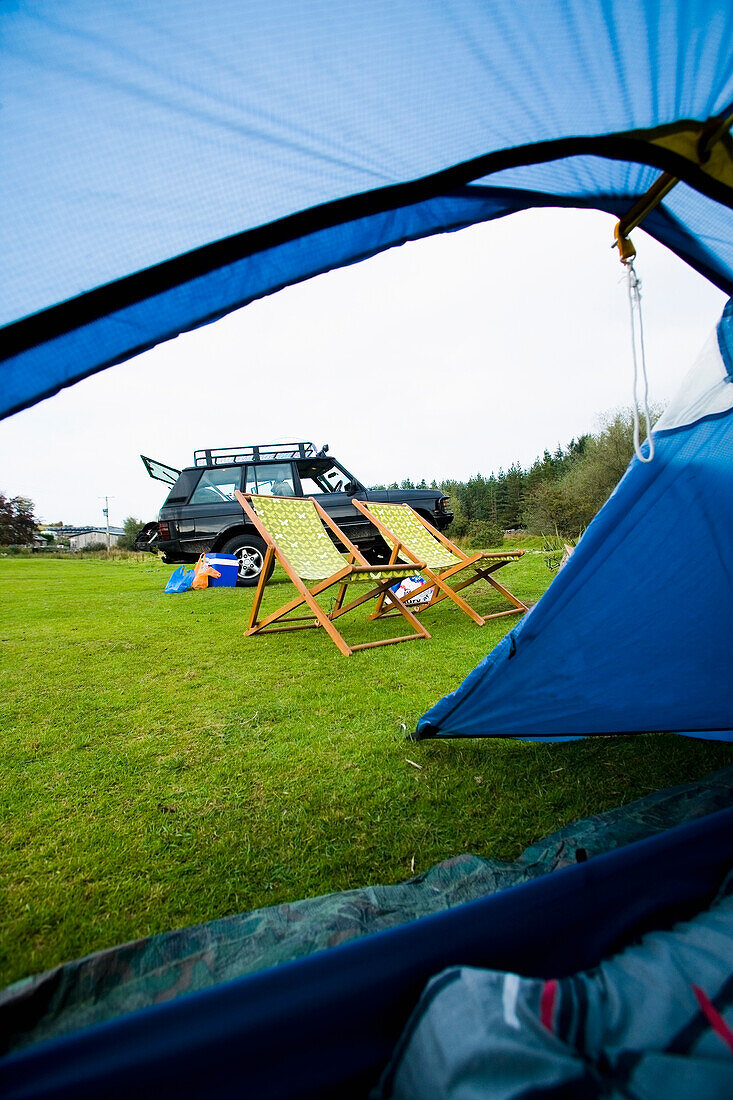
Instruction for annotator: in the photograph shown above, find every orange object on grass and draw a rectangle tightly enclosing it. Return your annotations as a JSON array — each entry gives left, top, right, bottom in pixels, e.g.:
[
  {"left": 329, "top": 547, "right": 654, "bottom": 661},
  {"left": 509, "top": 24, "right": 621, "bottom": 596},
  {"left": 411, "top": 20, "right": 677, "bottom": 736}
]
[{"left": 190, "top": 554, "right": 221, "bottom": 590}]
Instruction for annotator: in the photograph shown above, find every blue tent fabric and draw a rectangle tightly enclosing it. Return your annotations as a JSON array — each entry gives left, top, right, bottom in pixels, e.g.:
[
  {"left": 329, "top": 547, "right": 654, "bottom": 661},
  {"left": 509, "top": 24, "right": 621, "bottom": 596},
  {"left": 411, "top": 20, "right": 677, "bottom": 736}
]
[
  {"left": 2, "top": 4, "right": 733, "bottom": 1092},
  {"left": 2, "top": 1, "right": 733, "bottom": 417},
  {"left": 719, "top": 297, "right": 733, "bottom": 376},
  {"left": 418, "top": 303, "right": 733, "bottom": 742}
]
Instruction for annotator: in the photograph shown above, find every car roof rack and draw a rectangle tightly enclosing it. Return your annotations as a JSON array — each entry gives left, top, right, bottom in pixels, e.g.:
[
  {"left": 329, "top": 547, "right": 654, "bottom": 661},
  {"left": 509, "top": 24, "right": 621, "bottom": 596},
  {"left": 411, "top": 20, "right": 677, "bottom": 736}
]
[{"left": 193, "top": 442, "right": 320, "bottom": 466}]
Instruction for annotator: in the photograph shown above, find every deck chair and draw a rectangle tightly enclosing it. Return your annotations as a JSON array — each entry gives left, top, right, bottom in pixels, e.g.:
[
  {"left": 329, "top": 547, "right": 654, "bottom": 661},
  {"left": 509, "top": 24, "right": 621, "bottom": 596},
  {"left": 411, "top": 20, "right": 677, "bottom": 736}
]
[
  {"left": 351, "top": 500, "right": 528, "bottom": 627},
  {"left": 234, "top": 492, "right": 431, "bottom": 656}
]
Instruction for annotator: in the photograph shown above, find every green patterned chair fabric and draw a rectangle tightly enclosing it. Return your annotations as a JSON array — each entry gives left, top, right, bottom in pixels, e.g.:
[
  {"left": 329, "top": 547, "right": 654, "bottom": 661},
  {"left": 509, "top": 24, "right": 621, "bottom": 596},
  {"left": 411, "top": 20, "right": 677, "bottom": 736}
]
[
  {"left": 251, "top": 497, "right": 349, "bottom": 580},
  {"left": 251, "top": 497, "right": 411, "bottom": 584},
  {"left": 366, "top": 504, "right": 458, "bottom": 571}
]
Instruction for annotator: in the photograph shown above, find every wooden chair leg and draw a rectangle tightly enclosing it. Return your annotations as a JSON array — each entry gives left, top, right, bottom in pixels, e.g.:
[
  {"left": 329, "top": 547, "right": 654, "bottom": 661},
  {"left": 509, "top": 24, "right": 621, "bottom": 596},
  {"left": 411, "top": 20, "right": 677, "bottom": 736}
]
[
  {"left": 286, "top": 581, "right": 354, "bottom": 656},
  {"left": 247, "top": 566, "right": 354, "bottom": 656},
  {"left": 370, "top": 541, "right": 404, "bottom": 618},
  {"left": 248, "top": 545, "right": 275, "bottom": 629},
  {"left": 474, "top": 567, "right": 528, "bottom": 611},
  {"left": 421, "top": 571, "right": 485, "bottom": 625},
  {"left": 342, "top": 585, "right": 430, "bottom": 650},
  {"left": 380, "top": 586, "right": 431, "bottom": 640},
  {"left": 244, "top": 547, "right": 429, "bottom": 656}
]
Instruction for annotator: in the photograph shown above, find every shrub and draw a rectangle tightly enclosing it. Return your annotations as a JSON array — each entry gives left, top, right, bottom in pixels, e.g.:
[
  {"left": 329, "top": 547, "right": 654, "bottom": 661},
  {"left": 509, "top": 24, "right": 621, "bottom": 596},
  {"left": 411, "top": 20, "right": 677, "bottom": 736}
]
[
  {"left": 117, "top": 516, "right": 147, "bottom": 551},
  {"left": 522, "top": 409, "right": 661, "bottom": 538},
  {"left": 466, "top": 520, "right": 504, "bottom": 548}
]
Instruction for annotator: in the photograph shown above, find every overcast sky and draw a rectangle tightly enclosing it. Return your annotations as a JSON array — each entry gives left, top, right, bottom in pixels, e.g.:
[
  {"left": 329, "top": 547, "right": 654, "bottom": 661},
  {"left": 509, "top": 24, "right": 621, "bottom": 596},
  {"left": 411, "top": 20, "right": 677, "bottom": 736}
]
[{"left": 0, "top": 206, "right": 726, "bottom": 528}]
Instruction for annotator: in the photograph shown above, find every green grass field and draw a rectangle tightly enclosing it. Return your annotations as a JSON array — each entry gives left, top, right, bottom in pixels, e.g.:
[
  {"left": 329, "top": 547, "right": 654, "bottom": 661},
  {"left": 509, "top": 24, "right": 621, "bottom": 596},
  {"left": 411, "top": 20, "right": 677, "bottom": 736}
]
[{"left": 2, "top": 553, "right": 732, "bottom": 988}]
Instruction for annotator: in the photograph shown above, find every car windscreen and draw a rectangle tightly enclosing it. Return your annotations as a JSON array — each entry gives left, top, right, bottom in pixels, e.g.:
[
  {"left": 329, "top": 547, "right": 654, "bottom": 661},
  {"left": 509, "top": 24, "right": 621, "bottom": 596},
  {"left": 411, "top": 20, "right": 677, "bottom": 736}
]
[{"left": 296, "top": 460, "right": 359, "bottom": 494}]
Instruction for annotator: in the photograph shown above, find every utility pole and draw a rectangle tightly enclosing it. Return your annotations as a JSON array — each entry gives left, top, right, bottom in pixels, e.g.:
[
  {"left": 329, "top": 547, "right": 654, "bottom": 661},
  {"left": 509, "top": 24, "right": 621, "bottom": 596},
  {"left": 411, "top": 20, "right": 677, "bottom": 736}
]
[{"left": 100, "top": 496, "right": 114, "bottom": 550}]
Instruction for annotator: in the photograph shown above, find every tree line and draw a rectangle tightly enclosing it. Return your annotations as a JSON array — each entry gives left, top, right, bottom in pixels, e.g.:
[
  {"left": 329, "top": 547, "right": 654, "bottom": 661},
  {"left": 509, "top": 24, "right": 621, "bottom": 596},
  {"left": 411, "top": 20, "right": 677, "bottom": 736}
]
[
  {"left": 3, "top": 410, "right": 644, "bottom": 550},
  {"left": 374, "top": 409, "right": 643, "bottom": 545}
]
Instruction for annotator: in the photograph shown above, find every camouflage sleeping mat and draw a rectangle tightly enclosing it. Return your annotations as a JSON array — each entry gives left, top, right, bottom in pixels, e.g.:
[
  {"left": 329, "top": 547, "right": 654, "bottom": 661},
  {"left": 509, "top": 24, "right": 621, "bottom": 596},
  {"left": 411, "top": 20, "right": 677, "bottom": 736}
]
[{"left": 2, "top": 764, "right": 733, "bottom": 1055}]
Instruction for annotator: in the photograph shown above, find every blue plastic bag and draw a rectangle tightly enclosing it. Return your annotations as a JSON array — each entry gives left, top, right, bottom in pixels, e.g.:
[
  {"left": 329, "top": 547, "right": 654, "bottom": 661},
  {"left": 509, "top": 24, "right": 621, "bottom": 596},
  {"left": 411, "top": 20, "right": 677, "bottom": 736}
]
[{"left": 164, "top": 565, "right": 195, "bottom": 594}]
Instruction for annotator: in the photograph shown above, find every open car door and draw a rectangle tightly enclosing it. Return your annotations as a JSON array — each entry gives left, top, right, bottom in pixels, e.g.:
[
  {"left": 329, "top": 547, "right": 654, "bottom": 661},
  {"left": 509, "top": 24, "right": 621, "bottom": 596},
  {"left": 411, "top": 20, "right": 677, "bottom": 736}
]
[{"left": 140, "top": 455, "right": 181, "bottom": 486}]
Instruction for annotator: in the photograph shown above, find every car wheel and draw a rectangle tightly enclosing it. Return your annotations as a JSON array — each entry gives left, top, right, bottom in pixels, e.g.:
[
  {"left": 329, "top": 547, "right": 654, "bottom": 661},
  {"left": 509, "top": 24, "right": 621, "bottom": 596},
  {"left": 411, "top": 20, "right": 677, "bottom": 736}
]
[{"left": 220, "top": 534, "right": 273, "bottom": 587}]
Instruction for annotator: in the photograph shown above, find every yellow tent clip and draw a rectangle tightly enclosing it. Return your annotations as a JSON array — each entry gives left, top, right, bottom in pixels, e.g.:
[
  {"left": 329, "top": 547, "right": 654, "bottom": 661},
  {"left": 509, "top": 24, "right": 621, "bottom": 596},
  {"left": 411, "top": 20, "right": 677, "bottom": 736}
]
[
  {"left": 614, "top": 110, "right": 733, "bottom": 262},
  {"left": 613, "top": 224, "right": 637, "bottom": 265}
]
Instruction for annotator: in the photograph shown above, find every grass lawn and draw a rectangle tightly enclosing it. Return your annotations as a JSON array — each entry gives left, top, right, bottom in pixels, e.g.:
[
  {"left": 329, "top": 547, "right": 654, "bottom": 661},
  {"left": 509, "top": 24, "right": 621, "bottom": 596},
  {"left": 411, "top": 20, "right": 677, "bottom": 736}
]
[{"left": 2, "top": 552, "right": 732, "bottom": 989}]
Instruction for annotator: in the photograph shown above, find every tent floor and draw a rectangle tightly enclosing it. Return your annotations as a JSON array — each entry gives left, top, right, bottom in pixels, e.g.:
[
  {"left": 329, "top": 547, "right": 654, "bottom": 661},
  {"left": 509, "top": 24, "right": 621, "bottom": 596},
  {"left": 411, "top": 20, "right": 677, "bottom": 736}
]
[{"left": 3, "top": 764, "right": 733, "bottom": 1057}]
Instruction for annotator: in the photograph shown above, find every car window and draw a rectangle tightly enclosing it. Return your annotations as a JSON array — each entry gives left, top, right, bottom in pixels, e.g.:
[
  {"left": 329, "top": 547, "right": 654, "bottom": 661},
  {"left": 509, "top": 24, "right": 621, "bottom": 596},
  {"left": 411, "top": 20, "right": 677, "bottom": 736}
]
[
  {"left": 298, "top": 476, "right": 326, "bottom": 495},
  {"left": 165, "top": 469, "right": 200, "bottom": 504},
  {"left": 190, "top": 466, "right": 242, "bottom": 504},
  {"left": 297, "top": 462, "right": 350, "bottom": 493},
  {"left": 246, "top": 463, "right": 296, "bottom": 496}
]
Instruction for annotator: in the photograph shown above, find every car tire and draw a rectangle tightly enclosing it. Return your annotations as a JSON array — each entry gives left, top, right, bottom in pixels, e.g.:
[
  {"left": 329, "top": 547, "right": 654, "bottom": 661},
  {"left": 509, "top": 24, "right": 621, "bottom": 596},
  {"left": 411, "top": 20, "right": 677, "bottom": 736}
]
[{"left": 220, "top": 533, "right": 274, "bottom": 587}]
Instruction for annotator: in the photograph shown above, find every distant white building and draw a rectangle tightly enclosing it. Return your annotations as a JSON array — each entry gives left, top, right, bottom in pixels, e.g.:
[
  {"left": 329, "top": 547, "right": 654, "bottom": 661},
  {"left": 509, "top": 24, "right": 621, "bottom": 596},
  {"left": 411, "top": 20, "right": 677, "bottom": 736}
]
[{"left": 68, "top": 526, "right": 125, "bottom": 551}]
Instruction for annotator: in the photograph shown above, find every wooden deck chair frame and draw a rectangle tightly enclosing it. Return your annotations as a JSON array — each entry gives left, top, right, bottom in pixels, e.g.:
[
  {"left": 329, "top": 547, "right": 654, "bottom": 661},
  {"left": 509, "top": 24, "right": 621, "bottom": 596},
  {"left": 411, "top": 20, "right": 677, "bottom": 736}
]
[
  {"left": 234, "top": 491, "right": 431, "bottom": 656},
  {"left": 351, "top": 499, "right": 528, "bottom": 627}
]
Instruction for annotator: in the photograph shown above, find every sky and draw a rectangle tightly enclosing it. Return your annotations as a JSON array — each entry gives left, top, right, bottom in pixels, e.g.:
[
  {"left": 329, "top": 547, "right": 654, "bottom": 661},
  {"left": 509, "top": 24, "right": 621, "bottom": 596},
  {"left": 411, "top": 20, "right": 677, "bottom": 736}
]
[{"left": 0, "top": 206, "right": 726, "bottom": 528}]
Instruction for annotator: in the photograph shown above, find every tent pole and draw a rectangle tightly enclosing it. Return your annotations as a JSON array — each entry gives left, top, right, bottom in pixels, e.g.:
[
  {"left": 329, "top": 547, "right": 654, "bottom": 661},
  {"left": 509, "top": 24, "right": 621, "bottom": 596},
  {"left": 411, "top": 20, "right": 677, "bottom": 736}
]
[{"left": 613, "top": 111, "right": 733, "bottom": 258}]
